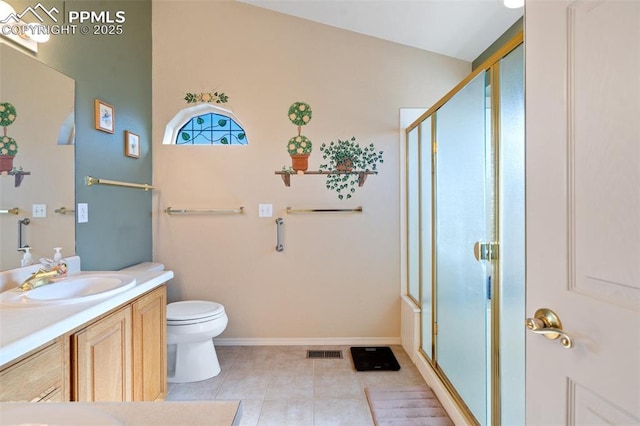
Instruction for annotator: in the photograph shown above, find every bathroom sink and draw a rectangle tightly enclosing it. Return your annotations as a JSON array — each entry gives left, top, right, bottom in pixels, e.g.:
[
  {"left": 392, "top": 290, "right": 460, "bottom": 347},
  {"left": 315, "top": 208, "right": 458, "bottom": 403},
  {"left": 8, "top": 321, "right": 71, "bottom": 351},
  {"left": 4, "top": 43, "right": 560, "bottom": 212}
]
[{"left": 0, "top": 273, "right": 136, "bottom": 306}]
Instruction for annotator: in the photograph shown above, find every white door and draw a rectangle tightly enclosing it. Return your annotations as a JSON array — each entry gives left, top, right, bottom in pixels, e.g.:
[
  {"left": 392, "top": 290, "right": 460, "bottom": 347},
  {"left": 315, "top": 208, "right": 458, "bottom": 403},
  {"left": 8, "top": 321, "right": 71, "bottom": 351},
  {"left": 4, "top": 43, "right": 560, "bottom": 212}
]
[{"left": 525, "top": 0, "right": 640, "bottom": 424}]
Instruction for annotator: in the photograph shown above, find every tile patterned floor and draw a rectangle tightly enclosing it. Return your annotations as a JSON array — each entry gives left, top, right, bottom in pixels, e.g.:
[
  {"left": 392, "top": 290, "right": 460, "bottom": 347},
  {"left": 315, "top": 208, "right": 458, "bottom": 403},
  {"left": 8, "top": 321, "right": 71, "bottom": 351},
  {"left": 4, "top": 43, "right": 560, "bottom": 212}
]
[{"left": 166, "top": 345, "right": 428, "bottom": 426}]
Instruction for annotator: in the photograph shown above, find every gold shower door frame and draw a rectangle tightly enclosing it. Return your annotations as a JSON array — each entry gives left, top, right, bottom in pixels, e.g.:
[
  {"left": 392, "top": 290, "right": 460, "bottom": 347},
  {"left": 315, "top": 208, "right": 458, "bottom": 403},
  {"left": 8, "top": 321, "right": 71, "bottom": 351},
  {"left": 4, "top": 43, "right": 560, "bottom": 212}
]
[{"left": 405, "top": 33, "right": 523, "bottom": 426}]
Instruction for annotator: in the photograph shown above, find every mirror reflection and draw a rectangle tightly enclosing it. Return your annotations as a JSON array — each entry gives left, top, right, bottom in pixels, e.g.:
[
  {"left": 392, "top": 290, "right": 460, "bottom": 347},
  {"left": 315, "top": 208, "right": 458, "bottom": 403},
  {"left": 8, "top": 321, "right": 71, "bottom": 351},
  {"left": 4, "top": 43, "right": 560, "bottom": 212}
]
[{"left": 0, "top": 42, "right": 75, "bottom": 270}]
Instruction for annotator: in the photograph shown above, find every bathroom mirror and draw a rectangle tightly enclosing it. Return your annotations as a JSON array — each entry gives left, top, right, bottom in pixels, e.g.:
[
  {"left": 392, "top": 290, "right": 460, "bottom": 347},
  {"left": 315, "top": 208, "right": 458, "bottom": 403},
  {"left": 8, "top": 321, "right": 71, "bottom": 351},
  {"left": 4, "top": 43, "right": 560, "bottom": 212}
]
[{"left": 0, "top": 42, "right": 75, "bottom": 270}]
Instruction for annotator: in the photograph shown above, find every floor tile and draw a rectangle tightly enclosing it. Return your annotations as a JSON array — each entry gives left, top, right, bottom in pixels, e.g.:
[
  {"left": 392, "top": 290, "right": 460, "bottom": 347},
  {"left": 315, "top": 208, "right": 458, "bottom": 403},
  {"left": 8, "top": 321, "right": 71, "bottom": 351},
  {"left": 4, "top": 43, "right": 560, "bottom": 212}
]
[
  {"left": 258, "top": 399, "right": 314, "bottom": 426},
  {"left": 265, "top": 374, "right": 314, "bottom": 400},
  {"left": 216, "top": 368, "right": 271, "bottom": 399},
  {"left": 166, "top": 372, "right": 227, "bottom": 401},
  {"left": 236, "top": 399, "right": 263, "bottom": 426},
  {"left": 314, "top": 371, "right": 365, "bottom": 399},
  {"left": 314, "top": 398, "right": 374, "bottom": 426},
  {"left": 166, "top": 344, "right": 431, "bottom": 426}
]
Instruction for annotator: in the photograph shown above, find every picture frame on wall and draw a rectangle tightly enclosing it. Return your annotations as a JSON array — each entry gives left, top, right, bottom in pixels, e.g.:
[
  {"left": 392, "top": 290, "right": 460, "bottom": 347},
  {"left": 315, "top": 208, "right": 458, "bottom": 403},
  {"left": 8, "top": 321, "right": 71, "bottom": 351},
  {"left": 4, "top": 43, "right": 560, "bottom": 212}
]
[
  {"left": 125, "top": 130, "right": 140, "bottom": 158},
  {"left": 94, "top": 99, "right": 114, "bottom": 133}
]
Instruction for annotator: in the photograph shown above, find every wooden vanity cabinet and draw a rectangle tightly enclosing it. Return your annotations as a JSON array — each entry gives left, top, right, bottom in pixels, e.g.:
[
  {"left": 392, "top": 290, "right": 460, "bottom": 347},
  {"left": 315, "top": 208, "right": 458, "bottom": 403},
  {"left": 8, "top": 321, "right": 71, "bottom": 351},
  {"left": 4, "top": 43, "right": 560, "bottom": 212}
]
[
  {"left": 0, "top": 337, "right": 67, "bottom": 402},
  {"left": 132, "top": 285, "right": 167, "bottom": 401},
  {"left": 69, "top": 285, "right": 167, "bottom": 402},
  {"left": 72, "top": 305, "right": 132, "bottom": 401},
  {"left": 0, "top": 285, "right": 167, "bottom": 403}
]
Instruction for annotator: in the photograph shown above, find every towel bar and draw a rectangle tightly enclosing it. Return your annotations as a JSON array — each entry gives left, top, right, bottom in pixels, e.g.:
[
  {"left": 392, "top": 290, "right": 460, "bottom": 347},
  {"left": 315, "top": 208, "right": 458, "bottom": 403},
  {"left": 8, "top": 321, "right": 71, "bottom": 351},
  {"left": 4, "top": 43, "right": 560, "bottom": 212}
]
[
  {"left": 286, "top": 206, "right": 363, "bottom": 214},
  {"left": 165, "top": 207, "right": 245, "bottom": 215},
  {"left": 86, "top": 175, "right": 154, "bottom": 191},
  {"left": 54, "top": 207, "right": 75, "bottom": 215}
]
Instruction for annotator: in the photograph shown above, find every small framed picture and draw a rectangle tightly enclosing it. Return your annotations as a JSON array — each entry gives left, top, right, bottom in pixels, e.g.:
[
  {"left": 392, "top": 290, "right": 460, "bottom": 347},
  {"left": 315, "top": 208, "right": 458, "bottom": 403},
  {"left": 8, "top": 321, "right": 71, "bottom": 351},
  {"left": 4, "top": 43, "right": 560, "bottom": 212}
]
[
  {"left": 94, "top": 99, "right": 114, "bottom": 133},
  {"left": 125, "top": 131, "right": 140, "bottom": 158}
]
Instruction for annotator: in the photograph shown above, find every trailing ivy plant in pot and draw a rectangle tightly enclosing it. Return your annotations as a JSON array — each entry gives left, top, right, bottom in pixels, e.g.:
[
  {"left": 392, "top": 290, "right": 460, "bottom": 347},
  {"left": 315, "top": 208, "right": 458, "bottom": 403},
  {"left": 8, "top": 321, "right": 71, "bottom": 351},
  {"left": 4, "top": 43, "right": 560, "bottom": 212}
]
[{"left": 319, "top": 136, "right": 383, "bottom": 200}]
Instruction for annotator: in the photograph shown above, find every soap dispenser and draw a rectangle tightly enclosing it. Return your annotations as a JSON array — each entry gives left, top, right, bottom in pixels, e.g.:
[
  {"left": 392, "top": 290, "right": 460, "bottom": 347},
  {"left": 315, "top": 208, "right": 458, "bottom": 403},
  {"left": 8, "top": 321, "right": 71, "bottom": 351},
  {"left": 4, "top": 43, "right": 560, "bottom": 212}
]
[
  {"left": 52, "top": 247, "right": 67, "bottom": 276},
  {"left": 21, "top": 247, "right": 33, "bottom": 266},
  {"left": 53, "top": 247, "right": 63, "bottom": 263}
]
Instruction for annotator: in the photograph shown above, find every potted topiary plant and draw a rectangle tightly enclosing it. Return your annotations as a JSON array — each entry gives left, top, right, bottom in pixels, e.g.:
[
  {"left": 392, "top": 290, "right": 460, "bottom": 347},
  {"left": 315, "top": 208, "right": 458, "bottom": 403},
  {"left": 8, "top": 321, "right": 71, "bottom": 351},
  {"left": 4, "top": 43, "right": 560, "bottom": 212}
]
[
  {"left": 319, "top": 136, "right": 383, "bottom": 200},
  {"left": 287, "top": 134, "right": 312, "bottom": 171},
  {"left": 0, "top": 102, "right": 18, "bottom": 173},
  {"left": 286, "top": 101, "right": 313, "bottom": 171},
  {"left": 0, "top": 135, "right": 18, "bottom": 172}
]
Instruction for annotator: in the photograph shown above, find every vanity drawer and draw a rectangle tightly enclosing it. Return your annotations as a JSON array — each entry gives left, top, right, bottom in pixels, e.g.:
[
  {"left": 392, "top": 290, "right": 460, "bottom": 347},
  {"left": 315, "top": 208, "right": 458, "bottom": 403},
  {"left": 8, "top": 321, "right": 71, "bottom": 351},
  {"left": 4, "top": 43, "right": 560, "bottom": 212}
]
[{"left": 0, "top": 338, "right": 65, "bottom": 402}]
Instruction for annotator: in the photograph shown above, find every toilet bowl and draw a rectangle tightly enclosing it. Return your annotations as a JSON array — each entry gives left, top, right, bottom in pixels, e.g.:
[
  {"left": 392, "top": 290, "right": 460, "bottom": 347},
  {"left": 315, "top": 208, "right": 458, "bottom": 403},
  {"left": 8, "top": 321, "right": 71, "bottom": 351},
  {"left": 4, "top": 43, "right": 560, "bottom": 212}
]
[{"left": 166, "top": 300, "right": 228, "bottom": 383}]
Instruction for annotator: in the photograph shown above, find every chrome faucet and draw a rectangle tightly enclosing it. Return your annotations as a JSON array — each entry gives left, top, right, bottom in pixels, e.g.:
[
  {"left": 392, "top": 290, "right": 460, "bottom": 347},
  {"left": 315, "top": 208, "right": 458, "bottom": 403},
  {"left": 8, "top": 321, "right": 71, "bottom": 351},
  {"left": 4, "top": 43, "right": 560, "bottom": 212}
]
[{"left": 18, "top": 259, "right": 67, "bottom": 291}]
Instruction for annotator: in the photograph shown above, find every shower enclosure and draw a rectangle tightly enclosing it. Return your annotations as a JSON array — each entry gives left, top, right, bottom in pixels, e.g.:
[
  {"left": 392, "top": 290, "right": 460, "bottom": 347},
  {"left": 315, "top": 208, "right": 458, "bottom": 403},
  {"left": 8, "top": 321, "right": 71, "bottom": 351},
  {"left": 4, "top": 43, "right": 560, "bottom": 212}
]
[{"left": 405, "top": 36, "right": 524, "bottom": 425}]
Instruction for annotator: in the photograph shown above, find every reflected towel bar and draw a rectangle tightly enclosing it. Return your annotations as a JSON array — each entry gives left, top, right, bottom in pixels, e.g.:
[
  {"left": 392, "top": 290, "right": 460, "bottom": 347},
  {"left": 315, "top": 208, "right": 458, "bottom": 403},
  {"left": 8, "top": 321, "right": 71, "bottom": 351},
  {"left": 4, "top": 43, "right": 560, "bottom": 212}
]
[
  {"left": 1, "top": 208, "right": 19, "bottom": 215},
  {"left": 286, "top": 206, "right": 363, "bottom": 214},
  {"left": 86, "top": 176, "right": 154, "bottom": 191},
  {"left": 55, "top": 207, "right": 75, "bottom": 215},
  {"left": 165, "top": 207, "right": 245, "bottom": 215}
]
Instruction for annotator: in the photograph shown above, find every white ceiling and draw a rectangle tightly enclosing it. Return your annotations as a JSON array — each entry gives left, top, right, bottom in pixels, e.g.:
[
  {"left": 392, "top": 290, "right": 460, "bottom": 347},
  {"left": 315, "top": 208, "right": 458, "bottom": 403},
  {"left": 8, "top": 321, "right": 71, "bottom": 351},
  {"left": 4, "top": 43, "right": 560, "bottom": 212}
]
[{"left": 237, "top": 0, "right": 523, "bottom": 62}]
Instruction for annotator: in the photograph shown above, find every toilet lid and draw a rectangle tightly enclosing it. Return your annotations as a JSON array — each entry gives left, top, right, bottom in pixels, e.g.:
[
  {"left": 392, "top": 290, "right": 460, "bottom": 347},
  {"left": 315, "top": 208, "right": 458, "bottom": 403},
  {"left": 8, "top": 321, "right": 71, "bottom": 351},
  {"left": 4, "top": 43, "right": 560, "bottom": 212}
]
[{"left": 167, "top": 300, "right": 225, "bottom": 321}]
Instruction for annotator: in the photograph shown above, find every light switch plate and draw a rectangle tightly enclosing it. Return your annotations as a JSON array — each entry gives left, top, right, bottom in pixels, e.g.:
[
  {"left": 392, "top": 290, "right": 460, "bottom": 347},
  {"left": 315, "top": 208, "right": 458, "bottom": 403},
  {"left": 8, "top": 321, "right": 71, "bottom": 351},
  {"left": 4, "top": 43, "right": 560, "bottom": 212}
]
[
  {"left": 258, "top": 203, "right": 273, "bottom": 217},
  {"left": 32, "top": 204, "right": 46, "bottom": 218},
  {"left": 77, "top": 203, "right": 88, "bottom": 223}
]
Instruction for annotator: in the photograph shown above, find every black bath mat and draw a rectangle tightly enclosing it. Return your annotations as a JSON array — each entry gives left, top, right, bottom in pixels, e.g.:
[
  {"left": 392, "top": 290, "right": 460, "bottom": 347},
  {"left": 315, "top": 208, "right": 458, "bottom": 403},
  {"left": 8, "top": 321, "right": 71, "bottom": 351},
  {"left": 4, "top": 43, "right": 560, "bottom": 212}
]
[{"left": 350, "top": 346, "right": 401, "bottom": 371}]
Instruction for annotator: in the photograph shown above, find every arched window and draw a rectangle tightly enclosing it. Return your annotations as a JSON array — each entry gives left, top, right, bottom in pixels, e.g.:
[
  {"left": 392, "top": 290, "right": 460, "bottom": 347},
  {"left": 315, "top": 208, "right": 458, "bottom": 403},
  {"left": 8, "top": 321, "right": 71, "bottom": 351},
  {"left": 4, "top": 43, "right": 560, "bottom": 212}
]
[{"left": 162, "top": 104, "right": 248, "bottom": 145}]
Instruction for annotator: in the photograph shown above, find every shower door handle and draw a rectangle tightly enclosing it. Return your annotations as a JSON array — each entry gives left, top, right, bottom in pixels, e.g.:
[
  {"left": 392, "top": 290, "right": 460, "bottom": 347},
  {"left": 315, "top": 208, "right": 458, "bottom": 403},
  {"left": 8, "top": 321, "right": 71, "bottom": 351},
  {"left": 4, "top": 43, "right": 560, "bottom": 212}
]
[
  {"left": 526, "top": 308, "right": 574, "bottom": 349},
  {"left": 473, "top": 241, "right": 499, "bottom": 261}
]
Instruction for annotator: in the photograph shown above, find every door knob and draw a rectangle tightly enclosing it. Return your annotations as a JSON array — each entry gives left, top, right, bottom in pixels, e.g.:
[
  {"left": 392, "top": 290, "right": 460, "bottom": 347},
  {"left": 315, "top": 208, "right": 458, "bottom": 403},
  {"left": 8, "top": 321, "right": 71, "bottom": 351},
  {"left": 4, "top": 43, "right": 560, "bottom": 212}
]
[{"left": 525, "top": 308, "right": 574, "bottom": 349}]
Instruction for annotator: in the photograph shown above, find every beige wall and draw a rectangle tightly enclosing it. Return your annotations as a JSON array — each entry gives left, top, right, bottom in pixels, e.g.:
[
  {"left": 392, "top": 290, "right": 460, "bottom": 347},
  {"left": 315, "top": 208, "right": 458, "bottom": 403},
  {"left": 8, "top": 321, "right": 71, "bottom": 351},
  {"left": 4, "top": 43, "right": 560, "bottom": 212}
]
[{"left": 152, "top": 1, "right": 469, "bottom": 341}]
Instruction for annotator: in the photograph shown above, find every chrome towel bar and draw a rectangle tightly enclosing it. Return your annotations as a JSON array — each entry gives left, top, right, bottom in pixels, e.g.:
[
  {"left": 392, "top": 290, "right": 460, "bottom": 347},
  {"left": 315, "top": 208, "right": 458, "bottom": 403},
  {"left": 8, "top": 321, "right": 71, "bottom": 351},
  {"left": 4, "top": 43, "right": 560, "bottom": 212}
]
[
  {"left": 165, "top": 207, "right": 245, "bottom": 215},
  {"left": 86, "top": 176, "right": 154, "bottom": 191},
  {"left": 286, "top": 206, "right": 363, "bottom": 214}
]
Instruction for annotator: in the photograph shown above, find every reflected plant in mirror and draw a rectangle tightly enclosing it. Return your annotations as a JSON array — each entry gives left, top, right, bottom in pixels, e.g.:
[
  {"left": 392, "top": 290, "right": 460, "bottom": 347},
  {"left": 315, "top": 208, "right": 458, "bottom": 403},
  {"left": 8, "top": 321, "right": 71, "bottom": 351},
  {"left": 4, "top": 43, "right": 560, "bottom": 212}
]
[
  {"left": 0, "top": 102, "right": 19, "bottom": 173},
  {"left": 0, "top": 43, "right": 76, "bottom": 270}
]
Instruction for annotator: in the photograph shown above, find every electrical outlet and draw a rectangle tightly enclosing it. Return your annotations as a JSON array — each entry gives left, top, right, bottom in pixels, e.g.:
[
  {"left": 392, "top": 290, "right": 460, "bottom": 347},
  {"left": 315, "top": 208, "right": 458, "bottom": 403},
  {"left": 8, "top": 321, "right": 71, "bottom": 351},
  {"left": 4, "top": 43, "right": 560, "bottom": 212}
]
[
  {"left": 32, "top": 204, "right": 46, "bottom": 218},
  {"left": 258, "top": 203, "right": 273, "bottom": 218},
  {"left": 77, "top": 203, "right": 88, "bottom": 223}
]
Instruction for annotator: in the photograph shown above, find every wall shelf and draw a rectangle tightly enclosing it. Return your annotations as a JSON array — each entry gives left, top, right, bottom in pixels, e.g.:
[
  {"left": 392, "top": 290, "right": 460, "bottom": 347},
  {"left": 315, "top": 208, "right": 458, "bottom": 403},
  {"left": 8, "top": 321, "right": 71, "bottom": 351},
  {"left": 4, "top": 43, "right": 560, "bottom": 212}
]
[
  {"left": 2, "top": 170, "right": 31, "bottom": 188},
  {"left": 274, "top": 170, "right": 376, "bottom": 187}
]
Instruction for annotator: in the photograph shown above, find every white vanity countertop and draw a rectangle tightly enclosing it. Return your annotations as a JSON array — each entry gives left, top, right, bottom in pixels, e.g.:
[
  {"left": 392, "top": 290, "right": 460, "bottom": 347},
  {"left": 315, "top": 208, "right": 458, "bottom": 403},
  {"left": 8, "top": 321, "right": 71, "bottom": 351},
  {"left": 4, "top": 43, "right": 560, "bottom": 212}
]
[
  {"left": 0, "top": 267, "right": 173, "bottom": 367},
  {"left": 0, "top": 401, "right": 241, "bottom": 426}
]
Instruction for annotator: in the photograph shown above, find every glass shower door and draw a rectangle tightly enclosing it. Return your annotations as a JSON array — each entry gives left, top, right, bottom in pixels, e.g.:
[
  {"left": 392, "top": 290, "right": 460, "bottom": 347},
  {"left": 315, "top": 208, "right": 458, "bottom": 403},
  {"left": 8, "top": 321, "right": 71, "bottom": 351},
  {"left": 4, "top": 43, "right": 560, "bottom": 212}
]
[
  {"left": 498, "top": 43, "right": 525, "bottom": 425},
  {"left": 435, "top": 71, "right": 489, "bottom": 424}
]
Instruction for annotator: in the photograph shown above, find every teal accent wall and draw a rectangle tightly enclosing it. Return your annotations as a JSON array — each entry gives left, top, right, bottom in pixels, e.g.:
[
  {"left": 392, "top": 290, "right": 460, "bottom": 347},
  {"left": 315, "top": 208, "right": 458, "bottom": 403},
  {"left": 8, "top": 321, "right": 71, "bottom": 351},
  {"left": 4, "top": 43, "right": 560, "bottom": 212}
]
[{"left": 25, "top": 0, "right": 152, "bottom": 270}]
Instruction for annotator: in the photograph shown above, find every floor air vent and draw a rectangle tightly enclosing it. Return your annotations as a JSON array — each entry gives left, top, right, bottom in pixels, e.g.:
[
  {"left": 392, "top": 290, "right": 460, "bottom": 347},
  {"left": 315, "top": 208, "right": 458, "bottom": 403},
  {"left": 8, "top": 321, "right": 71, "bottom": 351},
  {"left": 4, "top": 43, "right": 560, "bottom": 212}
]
[{"left": 307, "top": 350, "right": 343, "bottom": 359}]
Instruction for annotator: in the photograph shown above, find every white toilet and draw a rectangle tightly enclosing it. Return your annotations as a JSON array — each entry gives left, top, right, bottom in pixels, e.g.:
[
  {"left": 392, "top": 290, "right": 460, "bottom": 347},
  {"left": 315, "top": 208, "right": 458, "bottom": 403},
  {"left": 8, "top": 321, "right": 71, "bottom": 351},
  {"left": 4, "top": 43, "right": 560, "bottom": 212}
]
[{"left": 166, "top": 300, "right": 228, "bottom": 383}]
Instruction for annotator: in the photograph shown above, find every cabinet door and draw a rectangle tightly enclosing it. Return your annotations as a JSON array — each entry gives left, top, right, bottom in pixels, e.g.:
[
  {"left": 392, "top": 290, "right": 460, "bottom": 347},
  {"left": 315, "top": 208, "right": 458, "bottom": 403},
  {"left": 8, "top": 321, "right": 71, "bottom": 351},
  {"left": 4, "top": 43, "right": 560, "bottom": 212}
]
[
  {"left": 0, "top": 338, "right": 66, "bottom": 402},
  {"left": 73, "top": 306, "right": 132, "bottom": 401},
  {"left": 132, "top": 285, "right": 167, "bottom": 401}
]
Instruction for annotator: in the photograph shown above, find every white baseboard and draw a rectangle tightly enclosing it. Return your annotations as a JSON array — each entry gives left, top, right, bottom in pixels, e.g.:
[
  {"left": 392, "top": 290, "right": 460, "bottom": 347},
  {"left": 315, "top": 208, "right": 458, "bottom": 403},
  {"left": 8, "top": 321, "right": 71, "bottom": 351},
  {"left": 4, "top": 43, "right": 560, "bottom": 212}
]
[
  {"left": 214, "top": 337, "right": 401, "bottom": 347},
  {"left": 400, "top": 294, "right": 421, "bottom": 363}
]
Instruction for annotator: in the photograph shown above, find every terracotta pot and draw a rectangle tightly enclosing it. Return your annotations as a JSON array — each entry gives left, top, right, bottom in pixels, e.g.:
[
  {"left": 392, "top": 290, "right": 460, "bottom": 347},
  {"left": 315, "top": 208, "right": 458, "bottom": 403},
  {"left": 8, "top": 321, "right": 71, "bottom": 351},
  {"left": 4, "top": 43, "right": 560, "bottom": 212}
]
[
  {"left": 0, "top": 155, "right": 14, "bottom": 172},
  {"left": 336, "top": 159, "right": 353, "bottom": 172},
  {"left": 290, "top": 154, "right": 310, "bottom": 172}
]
